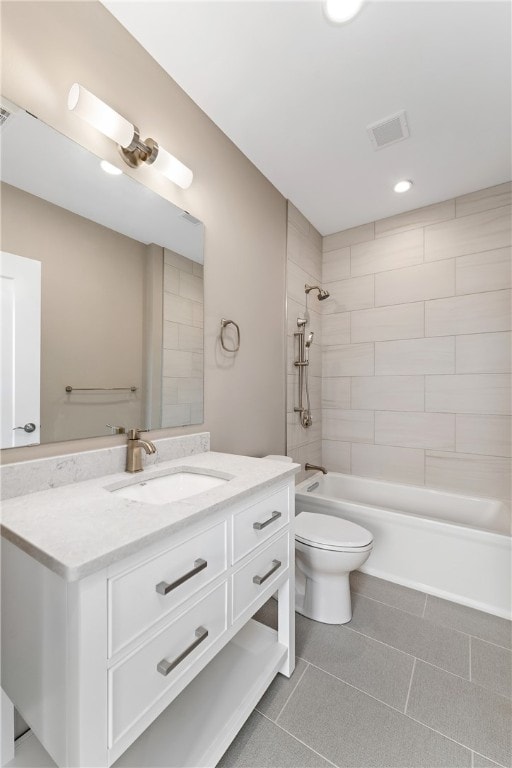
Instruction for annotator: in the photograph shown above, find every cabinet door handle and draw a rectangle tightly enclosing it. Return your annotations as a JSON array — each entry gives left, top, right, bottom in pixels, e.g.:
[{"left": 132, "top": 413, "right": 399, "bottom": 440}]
[
  {"left": 253, "top": 510, "right": 281, "bottom": 530},
  {"left": 253, "top": 559, "right": 282, "bottom": 585},
  {"left": 157, "top": 626, "right": 209, "bottom": 676},
  {"left": 155, "top": 559, "right": 207, "bottom": 595}
]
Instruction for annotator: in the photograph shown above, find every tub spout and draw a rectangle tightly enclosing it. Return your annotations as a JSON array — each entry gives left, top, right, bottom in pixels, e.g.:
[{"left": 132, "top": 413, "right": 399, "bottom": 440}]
[{"left": 305, "top": 463, "right": 327, "bottom": 474}]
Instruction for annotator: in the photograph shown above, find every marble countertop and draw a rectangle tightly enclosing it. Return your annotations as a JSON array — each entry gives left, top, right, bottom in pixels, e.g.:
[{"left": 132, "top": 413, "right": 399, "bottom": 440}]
[{"left": 1, "top": 452, "right": 299, "bottom": 581}]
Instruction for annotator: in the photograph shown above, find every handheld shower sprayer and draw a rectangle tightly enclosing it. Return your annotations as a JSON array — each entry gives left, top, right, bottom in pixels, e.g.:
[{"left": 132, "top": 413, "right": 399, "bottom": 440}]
[{"left": 305, "top": 331, "right": 314, "bottom": 348}]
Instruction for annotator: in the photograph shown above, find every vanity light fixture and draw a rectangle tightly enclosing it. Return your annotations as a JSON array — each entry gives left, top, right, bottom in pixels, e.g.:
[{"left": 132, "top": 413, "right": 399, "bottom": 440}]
[
  {"left": 68, "top": 83, "right": 193, "bottom": 189},
  {"left": 100, "top": 160, "right": 123, "bottom": 176},
  {"left": 324, "top": 0, "right": 364, "bottom": 23},
  {"left": 393, "top": 179, "right": 413, "bottom": 194}
]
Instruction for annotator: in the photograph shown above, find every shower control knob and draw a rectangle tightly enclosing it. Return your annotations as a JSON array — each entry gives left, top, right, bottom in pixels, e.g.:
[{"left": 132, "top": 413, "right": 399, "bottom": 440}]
[{"left": 13, "top": 422, "right": 36, "bottom": 433}]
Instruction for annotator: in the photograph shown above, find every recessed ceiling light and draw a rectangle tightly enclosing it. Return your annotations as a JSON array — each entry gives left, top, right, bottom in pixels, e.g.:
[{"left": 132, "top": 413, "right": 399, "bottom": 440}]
[
  {"left": 393, "top": 180, "right": 413, "bottom": 194},
  {"left": 324, "top": 0, "right": 364, "bottom": 24},
  {"left": 100, "top": 160, "right": 123, "bottom": 176}
]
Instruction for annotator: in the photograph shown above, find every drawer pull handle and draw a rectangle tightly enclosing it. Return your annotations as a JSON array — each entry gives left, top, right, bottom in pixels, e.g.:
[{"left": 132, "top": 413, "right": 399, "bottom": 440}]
[
  {"left": 253, "top": 510, "right": 282, "bottom": 530},
  {"left": 155, "top": 559, "right": 207, "bottom": 595},
  {"left": 253, "top": 559, "right": 282, "bottom": 585},
  {"left": 157, "top": 626, "right": 209, "bottom": 676}
]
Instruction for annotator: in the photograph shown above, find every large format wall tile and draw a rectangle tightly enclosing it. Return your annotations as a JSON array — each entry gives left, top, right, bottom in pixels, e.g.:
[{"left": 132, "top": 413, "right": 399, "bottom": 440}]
[
  {"left": 323, "top": 221, "right": 374, "bottom": 250},
  {"left": 322, "top": 376, "right": 350, "bottom": 409},
  {"left": 352, "top": 376, "right": 424, "bottom": 411},
  {"left": 425, "top": 205, "right": 511, "bottom": 261},
  {"left": 322, "top": 439, "right": 351, "bottom": 472},
  {"left": 351, "top": 443, "right": 425, "bottom": 484},
  {"left": 375, "top": 199, "right": 455, "bottom": 239},
  {"left": 456, "top": 247, "right": 511, "bottom": 295},
  {"left": 425, "top": 290, "right": 511, "bottom": 336},
  {"left": 375, "top": 337, "right": 455, "bottom": 375},
  {"left": 323, "top": 274, "right": 374, "bottom": 313},
  {"left": 323, "top": 409, "right": 374, "bottom": 443},
  {"left": 455, "top": 183, "right": 512, "bottom": 217},
  {"left": 375, "top": 411, "right": 455, "bottom": 451},
  {"left": 322, "top": 246, "right": 350, "bottom": 282},
  {"left": 322, "top": 311, "right": 350, "bottom": 345},
  {"left": 456, "top": 415, "right": 511, "bottom": 457},
  {"left": 351, "top": 229, "right": 423, "bottom": 276},
  {"left": 323, "top": 343, "right": 374, "bottom": 376},
  {"left": 456, "top": 332, "right": 511, "bottom": 374},
  {"left": 425, "top": 451, "right": 511, "bottom": 499},
  {"left": 375, "top": 259, "right": 455, "bottom": 306},
  {"left": 425, "top": 374, "right": 511, "bottom": 415},
  {"left": 351, "top": 302, "right": 424, "bottom": 342}
]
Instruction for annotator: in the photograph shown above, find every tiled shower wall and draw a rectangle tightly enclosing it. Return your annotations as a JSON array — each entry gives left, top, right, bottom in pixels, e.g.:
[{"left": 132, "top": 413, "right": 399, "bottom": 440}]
[
  {"left": 321, "top": 182, "right": 511, "bottom": 506},
  {"left": 286, "top": 203, "right": 323, "bottom": 483},
  {"left": 162, "top": 248, "right": 204, "bottom": 427}
]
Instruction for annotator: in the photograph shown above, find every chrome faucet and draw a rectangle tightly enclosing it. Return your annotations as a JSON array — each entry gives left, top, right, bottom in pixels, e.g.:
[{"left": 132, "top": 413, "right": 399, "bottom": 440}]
[
  {"left": 126, "top": 428, "right": 157, "bottom": 472},
  {"left": 305, "top": 463, "right": 327, "bottom": 475}
]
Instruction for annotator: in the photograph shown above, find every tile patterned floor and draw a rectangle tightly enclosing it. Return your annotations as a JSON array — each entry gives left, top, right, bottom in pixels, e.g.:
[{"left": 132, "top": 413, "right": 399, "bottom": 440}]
[{"left": 219, "top": 572, "right": 512, "bottom": 768}]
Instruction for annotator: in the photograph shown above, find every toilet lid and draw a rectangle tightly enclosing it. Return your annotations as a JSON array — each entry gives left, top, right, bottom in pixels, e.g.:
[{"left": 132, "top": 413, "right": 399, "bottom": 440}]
[{"left": 295, "top": 511, "right": 373, "bottom": 549}]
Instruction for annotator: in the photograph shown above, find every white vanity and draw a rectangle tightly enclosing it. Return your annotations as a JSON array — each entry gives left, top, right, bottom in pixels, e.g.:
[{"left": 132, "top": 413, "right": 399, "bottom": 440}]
[{"left": 1, "top": 435, "right": 298, "bottom": 767}]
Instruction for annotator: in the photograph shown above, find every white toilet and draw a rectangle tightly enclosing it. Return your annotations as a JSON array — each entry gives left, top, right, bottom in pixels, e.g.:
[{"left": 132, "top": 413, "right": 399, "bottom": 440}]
[
  {"left": 262, "top": 456, "right": 373, "bottom": 625},
  {"left": 295, "top": 511, "right": 373, "bottom": 624}
]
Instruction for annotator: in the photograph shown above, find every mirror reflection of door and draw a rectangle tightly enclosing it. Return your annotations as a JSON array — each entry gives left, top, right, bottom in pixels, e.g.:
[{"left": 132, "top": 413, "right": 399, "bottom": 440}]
[{"left": 0, "top": 251, "right": 41, "bottom": 448}]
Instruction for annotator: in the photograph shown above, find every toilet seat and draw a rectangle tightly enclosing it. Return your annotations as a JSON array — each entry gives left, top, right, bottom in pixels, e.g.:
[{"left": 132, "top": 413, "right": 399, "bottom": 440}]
[{"left": 295, "top": 511, "right": 373, "bottom": 552}]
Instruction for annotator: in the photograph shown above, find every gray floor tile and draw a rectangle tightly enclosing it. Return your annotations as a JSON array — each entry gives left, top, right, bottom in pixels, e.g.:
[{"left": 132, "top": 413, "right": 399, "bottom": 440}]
[
  {"left": 471, "top": 637, "right": 512, "bottom": 699},
  {"left": 424, "top": 596, "right": 512, "bottom": 650},
  {"left": 295, "top": 613, "right": 414, "bottom": 710},
  {"left": 256, "top": 658, "right": 309, "bottom": 721},
  {"left": 217, "top": 710, "right": 332, "bottom": 767},
  {"left": 278, "top": 665, "right": 471, "bottom": 768},
  {"left": 473, "top": 753, "right": 505, "bottom": 768},
  {"left": 349, "top": 593, "right": 470, "bottom": 677},
  {"left": 350, "top": 571, "right": 426, "bottom": 616},
  {"left": 407, "top": 660, "right": 512, "bottom": 767},
  {"left": 254, "top": 598, "right": 278, "bottom": 630}
]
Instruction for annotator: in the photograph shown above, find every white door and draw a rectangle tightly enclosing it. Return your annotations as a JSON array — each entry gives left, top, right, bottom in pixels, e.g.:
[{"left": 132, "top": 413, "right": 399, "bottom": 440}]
[{"left": 0, "top": 252, "right": 41, "bottom": 448}]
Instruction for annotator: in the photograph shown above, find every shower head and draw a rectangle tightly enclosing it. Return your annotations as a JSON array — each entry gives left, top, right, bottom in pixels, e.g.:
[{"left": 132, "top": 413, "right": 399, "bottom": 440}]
[
  {"left": 305, "top": 331, "right": 314, "bottom": 348},
  {"left": 305, "top": 284, "right": 330, "bottom": 301}
]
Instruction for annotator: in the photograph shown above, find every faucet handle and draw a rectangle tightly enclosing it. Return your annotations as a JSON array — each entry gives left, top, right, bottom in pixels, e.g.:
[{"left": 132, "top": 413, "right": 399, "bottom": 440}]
[{"left": 127, "top": 428, "right": 150, "bottom": 439}]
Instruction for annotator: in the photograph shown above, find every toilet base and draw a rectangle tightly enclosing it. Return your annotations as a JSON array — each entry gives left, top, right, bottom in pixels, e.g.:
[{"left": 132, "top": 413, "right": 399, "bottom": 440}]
[{"left": 295, "top": 570, "right": 353, "bottom": 624}]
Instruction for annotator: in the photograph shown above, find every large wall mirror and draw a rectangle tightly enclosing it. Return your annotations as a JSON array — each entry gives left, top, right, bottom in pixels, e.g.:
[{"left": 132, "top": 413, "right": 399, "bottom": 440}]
[{"left": 0, "top": 97, "right": 204, "bottom": 449}]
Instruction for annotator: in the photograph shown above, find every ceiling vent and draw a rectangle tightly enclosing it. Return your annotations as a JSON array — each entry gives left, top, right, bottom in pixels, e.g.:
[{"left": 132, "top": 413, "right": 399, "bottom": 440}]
[
  {"left": 367, "top": 110, "right": 410, "bottom": 150},
  {"left": 0, "top": 107, "right": 12, "bottom": 128}
]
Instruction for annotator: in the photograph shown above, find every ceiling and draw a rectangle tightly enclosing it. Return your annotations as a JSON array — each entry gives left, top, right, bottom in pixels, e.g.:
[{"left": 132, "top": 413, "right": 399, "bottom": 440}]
[{"left": 103, "top": 1, "right": 511, "bottom": 236}]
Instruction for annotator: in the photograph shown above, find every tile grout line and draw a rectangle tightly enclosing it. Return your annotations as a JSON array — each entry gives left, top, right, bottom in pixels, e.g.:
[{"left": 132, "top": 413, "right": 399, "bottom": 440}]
[
  {"left": 258, "top": 710, "right": 340, "bottom": 768},
  {"left": 352, "top": 591, "right": 512, "bottom": 650},
  {"left": 403, "top": 657, "right": 417, "bottom": 714},
  {"left": 301, "top": 659, "right": 478, "bottom": 760},
  {"left": 469, "top": 635, "right": 472, "bottom": 682},
  {"left": 272, "top": 660, "right": 310, "bottom": 722},
  {"left": 422, "top": 592, "right": 428, "bottom": 618}
]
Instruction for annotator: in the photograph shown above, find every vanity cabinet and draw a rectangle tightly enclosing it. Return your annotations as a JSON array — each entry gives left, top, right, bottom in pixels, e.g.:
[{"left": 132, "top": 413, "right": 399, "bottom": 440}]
[{"left": 1, "top": 478, "right": 295, "bottom": 768}]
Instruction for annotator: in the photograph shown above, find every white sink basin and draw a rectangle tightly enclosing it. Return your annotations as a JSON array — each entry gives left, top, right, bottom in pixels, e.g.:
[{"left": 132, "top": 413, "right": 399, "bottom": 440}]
[{"left": 110, "top": 471, "right": 229, "bottom": 505}]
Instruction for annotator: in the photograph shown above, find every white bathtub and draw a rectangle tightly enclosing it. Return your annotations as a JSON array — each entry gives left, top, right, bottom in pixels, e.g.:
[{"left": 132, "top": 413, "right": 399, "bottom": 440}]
[{"left": 295, "top": 473, "right": 512, "bottom": 619}]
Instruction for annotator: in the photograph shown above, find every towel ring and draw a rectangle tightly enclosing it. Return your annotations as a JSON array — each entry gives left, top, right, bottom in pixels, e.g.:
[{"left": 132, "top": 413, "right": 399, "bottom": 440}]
[{"left": 220, "top": 318, "right": 240, "bottom": 352}]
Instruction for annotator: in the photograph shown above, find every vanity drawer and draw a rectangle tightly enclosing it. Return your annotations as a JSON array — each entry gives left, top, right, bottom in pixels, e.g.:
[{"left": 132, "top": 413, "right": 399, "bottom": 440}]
[
  {"left": 108, "top": 581, "right": 227, "bottom": 749},
  {"left": 232, "top": 486, "right": 289, "bottom": 562},
  {"left": 108, "top": 520, "right": 227, "bottom": 657},
  {"left": 232, "top": 532, "right": 289, "bottom": 622}
]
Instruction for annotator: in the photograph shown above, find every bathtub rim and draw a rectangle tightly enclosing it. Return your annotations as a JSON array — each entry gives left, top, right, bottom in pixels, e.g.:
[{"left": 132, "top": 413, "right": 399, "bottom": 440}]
[{"left": 296, "top": 472, "right": 510, "bottom": 539}]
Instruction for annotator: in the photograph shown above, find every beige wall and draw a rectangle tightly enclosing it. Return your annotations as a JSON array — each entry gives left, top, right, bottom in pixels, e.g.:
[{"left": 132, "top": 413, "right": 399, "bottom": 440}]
[
  {"left": 321, "top": 183, "right": 511, "bottom": 506},
  {"left": 1, "top": 182, "right": 145, "bottom": 443},
  {"left": 286, "top": 203, "right": 323, "bottom": 483},
  {"left": 1, "top": 1, "right": 287, "bottom": 463}
]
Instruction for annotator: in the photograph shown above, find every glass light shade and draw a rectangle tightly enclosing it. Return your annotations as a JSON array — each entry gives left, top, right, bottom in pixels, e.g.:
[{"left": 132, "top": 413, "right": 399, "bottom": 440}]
[
  {"left": 67, "top": 83, "right": 135, "bottom": 149},
  {"left": 153, "top": 145, "right": 194, "bottom": 190},
  {"left": 324, "top": 0, "right": 364, "bottom": 23},
  {"left": 394, "top": 180, "right": 413, "bottom": 193},
  {"left": 100, "top": 160, "right": 123, "bottom": 176}
]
